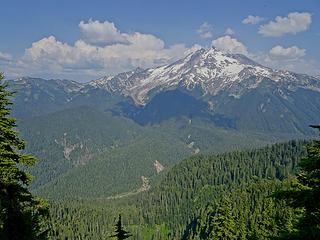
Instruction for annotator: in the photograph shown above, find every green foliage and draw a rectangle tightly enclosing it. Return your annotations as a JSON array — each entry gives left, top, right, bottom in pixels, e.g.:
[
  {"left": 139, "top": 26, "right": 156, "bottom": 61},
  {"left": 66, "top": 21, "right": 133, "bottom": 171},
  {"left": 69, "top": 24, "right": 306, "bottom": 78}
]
[
  {"left": 184, "top": 179, "right": 300, "bottom": 240},
  {"left": 272, "top": 126, "right": 320, "bottom": 239},
  {"left": 139, "top": 140, "right": 308, "bottom": 237},
  {"left": 44, "top": 139, "right": 310, "bottom": 239},
  {"left": 47, "top": 199, "right": 171, "bottom": 240},
  {"left": 208, "top": 197, "right": 237, "bottom": 240},
  {"left": 0, "top": 73, "right": 49, "bottom": 240}
]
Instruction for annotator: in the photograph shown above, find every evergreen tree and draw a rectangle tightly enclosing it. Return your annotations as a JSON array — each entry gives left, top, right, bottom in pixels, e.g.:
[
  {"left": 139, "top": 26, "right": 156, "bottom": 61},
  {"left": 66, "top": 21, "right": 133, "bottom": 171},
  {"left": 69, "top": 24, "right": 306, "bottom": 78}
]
[
  {"left": 109, "top": 214, "right": 132, "bottom": 240},
  {"left": 0, "top": 73, "right": 50, "bottom": 240},
  {"left": 273, "top": 125, "right": 320, "bottom": 239},
  {"left": 209, "top": 197, "right": 237, "bottom": 240}
]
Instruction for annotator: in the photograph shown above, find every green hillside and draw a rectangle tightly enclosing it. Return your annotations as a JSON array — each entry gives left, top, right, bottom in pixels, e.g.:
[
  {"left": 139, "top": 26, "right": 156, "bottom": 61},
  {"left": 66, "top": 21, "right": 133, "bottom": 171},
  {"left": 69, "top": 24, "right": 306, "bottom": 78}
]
[
  {"left": 136, "top": 140, "right": 309, "bottom": 238},
  {"left": 46, "top": 139, "right": 311, "bottom": 239},
  {"left": 150, "top": 117, "right": 304, "bottom": 154},
  {"left": 209, "top": 79, "right": 320, "bottom": 135},
  {"left": 19, "top": 104, "right": 302, "bottom": 199},
  {"left": 34, "top": 131, "right": 193, "bottom": 199},
  {"left": 19, "top": 106, "right": 145, "bottom": 188},
  {"left": 182, "top": 178, "right": 300, "bottom": 239}
]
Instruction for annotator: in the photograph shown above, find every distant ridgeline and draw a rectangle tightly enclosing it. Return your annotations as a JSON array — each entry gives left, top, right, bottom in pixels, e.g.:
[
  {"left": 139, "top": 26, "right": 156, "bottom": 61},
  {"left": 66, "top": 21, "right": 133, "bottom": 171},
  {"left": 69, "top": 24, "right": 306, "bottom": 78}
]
[{"left": 48, "top": 140, "right": 309, "bottom": 240}]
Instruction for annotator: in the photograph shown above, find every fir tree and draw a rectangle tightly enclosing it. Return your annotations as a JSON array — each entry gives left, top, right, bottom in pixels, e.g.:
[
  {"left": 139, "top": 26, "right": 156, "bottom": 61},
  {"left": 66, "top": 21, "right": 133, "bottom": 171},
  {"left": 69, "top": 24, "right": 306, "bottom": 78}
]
[
  {"left": 273, "top": 125, "right": 320, "bottom": 239},
  {"left": 209, "top": 197, "right": 237, "bottom": 240},
  {"left": 0, "top": 73, "right": 50, "bottom": 240},
  {"left": 109, "top": 214, "right": 132, "bottom": 240}
]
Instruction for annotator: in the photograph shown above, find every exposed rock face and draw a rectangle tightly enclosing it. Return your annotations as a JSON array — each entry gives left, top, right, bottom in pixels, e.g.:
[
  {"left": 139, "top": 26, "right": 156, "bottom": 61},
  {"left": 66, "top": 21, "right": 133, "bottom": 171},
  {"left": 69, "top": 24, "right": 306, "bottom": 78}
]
[
  {"left": 87, "top": 47, "right": 320, "bottom": 105},
  {"left": 154, "top": 160, "right": 164, "bottom": 174}
]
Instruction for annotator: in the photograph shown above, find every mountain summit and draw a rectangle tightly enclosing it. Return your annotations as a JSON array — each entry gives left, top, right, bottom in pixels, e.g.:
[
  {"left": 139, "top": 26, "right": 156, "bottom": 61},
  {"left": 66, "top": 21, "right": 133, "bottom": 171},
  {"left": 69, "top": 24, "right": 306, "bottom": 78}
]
[{"left": 87, "top": 47, "right": 320, "bottom": 105}]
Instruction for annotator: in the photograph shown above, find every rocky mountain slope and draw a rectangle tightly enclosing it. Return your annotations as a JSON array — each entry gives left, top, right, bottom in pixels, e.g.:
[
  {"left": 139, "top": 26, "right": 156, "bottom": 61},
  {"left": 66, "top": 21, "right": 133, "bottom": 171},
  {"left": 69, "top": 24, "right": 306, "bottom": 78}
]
[
  {"left": 7, "top": 47, "right": 320, "bottom": 135},
  {"left": 87, "top": 47, "right": 320, "bottom": 105}
]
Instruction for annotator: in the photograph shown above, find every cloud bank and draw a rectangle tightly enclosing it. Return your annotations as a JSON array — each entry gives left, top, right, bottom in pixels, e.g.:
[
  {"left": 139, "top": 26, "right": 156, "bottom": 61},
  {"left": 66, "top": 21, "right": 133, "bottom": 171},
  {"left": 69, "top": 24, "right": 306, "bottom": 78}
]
[{"left": 2, "top": 20, "right": 200, "bottom": 81}]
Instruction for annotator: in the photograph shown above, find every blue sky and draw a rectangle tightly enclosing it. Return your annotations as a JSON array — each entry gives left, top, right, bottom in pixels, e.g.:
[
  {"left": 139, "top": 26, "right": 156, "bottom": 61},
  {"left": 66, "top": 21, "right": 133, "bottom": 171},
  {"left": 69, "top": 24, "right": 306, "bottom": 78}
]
[{"left": 0, "top": 0, "right": 319, "bottom": 81}]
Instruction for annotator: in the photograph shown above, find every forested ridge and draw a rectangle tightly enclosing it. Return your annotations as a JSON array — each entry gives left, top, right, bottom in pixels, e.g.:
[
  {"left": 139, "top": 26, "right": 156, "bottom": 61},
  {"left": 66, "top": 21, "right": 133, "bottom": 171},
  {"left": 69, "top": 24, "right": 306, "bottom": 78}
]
[
  {"left": 47, "top": 140, "right": 311, "bottom": 239},
  {"left": 19, "top": 105, "right": 299, "bottom": 200}
]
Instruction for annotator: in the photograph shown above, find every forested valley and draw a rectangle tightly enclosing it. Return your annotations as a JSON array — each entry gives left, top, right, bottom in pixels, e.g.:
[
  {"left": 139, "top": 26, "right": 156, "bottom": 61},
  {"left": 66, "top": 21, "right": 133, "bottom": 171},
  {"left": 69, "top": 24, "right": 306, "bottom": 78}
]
[{"left": 48, "top": 140, "right": 315, "bottom": 239}]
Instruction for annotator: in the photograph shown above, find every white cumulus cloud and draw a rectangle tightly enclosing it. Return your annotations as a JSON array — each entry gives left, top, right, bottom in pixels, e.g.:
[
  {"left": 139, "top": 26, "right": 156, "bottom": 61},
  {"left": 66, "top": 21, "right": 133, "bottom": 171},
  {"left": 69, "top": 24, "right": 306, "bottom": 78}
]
[
  {"left": 212, "top": 35, "right": 248, "bottom": 55},
  {"left": 79, "top": 19, "right": 129, "bottom": 46},
  {"left": 242, "top": 15, "right": 264, "bottom": 24},
  {"left": 197, "top": 22, "right": 213, "bottom": 39},
  {"left": 269, "top": 45, "right": 306, "bottom": 59},
  {"left": 259, "top": 12, "right": 312, "bottom": 37},
  {"left": 225, "top": 28, "right": 235, "bottom": 35},
  {"left": 5, "top": 20, "right": 202, "bottom": 81}
]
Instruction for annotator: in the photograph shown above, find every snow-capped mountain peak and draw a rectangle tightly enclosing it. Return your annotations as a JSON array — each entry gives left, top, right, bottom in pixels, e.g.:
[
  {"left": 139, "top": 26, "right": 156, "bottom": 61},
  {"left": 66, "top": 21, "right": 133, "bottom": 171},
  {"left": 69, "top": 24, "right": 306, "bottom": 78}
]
[{"left": 87, "top": 47, "right": 320, "bottom": 105}]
